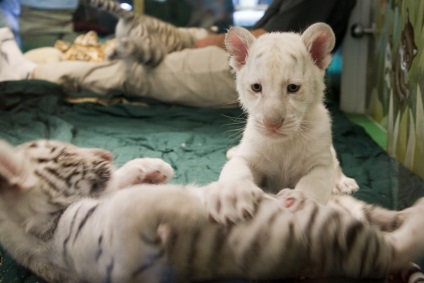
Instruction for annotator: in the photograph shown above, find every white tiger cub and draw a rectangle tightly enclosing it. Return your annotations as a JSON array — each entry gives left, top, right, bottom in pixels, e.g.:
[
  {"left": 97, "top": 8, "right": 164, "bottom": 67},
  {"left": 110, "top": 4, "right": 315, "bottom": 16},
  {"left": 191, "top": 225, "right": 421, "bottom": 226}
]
[
  {"left": 89, "top": 0, "right": 212, "bottom": 66},
  {"left": 1, "top": 139, "right": 424, "bottom": 283},
  {"left": 204, "top": 23, "right": 359, "bottom": 224}
]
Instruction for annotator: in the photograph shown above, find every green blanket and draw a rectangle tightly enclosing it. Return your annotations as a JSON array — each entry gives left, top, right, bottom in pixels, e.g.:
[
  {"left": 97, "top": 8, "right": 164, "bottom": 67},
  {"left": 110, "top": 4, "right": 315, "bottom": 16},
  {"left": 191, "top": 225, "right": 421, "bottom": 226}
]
[{"left": 1, "top": 80, "right": 423, "bottom": 283}]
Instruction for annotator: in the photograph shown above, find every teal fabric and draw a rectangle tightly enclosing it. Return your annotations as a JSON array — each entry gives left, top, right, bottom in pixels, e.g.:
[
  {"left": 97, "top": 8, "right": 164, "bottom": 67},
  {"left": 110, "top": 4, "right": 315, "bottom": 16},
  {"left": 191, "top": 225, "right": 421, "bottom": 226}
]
[{"left": 1, "top": 80, "right": 424, "bottom": 283}]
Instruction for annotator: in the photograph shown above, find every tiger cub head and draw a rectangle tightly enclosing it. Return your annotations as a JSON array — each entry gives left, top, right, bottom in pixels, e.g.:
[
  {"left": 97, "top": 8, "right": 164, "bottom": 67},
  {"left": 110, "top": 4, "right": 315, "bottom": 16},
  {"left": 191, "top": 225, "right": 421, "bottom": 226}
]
[
  {"left": 0, "top": 139, "right": 114, "bottom": 221},
  {"left": 224, "top": 23, "right": 335, "bottom": 140}
]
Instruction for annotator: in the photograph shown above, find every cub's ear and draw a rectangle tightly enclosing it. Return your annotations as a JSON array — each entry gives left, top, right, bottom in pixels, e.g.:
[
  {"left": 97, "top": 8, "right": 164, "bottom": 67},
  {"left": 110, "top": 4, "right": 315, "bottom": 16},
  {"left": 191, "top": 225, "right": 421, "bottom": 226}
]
[
  {"left": 301, "top": 23, "right": 335, "bottom": 70},
  {"left": 0, "top": 140, "right": 27, "bottom": 191},
  {"left": 225, "top": 26, "right": 256, "bottom": 71}
]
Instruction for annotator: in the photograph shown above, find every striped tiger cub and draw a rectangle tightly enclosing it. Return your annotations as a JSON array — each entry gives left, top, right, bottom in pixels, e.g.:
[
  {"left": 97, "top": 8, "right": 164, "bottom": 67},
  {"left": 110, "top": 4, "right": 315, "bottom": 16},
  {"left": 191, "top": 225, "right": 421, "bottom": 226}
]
[
  {"left": 0, "top": 139, "right": 424, "bottom": 283},
  {"left": 89, "top": 0, "right": 211, "bottom": 66}
]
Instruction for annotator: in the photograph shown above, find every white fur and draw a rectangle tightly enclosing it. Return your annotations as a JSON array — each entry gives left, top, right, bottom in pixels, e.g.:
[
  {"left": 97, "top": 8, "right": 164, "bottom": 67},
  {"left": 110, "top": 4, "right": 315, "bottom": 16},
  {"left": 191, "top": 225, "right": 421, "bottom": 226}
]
[{"left": 206, "top": 24, "right": 359, "bottom": 224}]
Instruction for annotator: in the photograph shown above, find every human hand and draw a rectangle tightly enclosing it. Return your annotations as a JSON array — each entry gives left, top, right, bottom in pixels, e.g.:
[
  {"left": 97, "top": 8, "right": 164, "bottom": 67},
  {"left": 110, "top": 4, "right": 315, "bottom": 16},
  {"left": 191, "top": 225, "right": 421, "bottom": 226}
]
[{"left": 193, "top": 33, "right": 226, "bottom": 49}]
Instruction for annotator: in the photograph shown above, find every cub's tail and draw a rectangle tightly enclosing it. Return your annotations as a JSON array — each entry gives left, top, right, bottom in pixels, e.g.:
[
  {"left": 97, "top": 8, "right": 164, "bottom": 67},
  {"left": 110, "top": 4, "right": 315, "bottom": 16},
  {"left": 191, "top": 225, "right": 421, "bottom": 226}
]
[{"left": 88, "top": 0, "right": 135, "bottom": 21}]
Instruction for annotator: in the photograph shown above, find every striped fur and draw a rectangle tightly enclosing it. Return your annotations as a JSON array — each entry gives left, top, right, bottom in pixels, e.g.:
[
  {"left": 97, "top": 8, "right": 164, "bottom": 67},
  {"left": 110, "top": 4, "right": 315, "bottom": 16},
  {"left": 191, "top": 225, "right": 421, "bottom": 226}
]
[
  {"left": 0, "top": 139, "right": 424, "bottom": 283},
  {"left": 89, "top": 0, "right": 210, "bottom": 66}
]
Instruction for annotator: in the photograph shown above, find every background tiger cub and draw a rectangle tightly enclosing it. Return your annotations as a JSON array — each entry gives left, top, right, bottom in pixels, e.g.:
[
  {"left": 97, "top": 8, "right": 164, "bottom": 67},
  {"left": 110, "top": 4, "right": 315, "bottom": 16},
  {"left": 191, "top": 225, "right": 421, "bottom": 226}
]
[
  {"left": 89, "top": 0, "right": 212, "bottom": 66},
  {"left": 205, "top": 23, "right": 359, "bottom": 224},
  {"left": 0, "top": 139, "right": 424, "bottom": 283}
]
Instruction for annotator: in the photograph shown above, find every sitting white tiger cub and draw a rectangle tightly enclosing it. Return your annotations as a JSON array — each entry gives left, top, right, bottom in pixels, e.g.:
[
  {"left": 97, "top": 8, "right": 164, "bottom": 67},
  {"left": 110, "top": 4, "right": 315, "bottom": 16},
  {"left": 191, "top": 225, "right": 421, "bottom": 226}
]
[
  {"left": 206, "top": 23, "right": 359, "bottom": 224},
  {"left": 0, "top": 139, "right": 424, "bottom": 283}
]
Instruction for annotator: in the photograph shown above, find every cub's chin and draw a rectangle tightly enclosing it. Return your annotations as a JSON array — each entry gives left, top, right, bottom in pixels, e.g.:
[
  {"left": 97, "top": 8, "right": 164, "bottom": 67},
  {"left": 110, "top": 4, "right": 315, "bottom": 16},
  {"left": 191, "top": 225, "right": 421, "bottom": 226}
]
[{"left": 256, "top": 124, "right": 301, "bottom": 141}]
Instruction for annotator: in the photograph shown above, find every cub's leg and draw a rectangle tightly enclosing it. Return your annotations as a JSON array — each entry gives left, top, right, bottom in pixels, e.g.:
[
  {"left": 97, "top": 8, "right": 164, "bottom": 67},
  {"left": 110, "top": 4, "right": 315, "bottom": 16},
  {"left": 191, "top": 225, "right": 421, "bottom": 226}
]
[
  {"left": 386, "top": 198, "right": 424, "bottom": 271},
  {"left": 277, "top": 191, "right": 424, "bottom": 281},
  {"left": 114, "top": 158, "right": 174, "bottom": 189},
  {"left": 331, "top": 146, "right": 359, "bottom": 195},
  {"left": 328, "top": 195, "right": 403, "bottom": 231},
  {"left": 329, "top": 195, "right": 424, "bottom": 280},
  {"left": 400, "top": 263, "right": 424, "bottom": 283},
  {"left": 279, "top": 189, "right": 402, "bottom": 232}
]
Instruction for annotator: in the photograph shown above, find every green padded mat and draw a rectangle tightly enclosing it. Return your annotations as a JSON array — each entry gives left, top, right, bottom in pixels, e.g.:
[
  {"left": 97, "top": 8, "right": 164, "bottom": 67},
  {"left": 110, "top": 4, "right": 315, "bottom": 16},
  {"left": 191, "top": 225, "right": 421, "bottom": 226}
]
[{"left": 1, "top": 80, "right": 424, "bottom": 283}]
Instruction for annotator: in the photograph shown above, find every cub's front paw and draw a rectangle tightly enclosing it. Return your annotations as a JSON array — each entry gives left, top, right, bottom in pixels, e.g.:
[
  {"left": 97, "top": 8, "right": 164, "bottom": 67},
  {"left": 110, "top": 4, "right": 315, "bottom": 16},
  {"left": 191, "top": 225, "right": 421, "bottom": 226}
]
[
  {"left": 277, "top": 188, "right": 306, "bottom": 212},
  {"left": 334, "top": 175, "right": 359, "bottom": 195},
  {"left": 202, "top": 180, "right": 264, "bottom": 225},
  {"left": 115, "top": 158, "right": 174, "bottom": 189}
]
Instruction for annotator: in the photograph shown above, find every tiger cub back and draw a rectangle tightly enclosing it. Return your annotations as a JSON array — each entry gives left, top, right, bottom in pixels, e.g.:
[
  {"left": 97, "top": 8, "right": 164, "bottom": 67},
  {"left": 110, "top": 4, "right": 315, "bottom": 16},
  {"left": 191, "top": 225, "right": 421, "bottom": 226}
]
[{"left": 88, "top": 0, "right": 210, "bottom": 66}]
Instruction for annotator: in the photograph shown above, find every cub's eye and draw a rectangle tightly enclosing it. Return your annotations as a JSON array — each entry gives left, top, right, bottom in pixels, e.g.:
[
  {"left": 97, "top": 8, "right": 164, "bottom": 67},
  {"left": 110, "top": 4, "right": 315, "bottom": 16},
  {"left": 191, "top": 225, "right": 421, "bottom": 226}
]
[
  {"left": 287, "top": 84, "right": 300, "bottom": 93},
  {"left": 251, "top": 83, "right": 262, "bottom": 93}
]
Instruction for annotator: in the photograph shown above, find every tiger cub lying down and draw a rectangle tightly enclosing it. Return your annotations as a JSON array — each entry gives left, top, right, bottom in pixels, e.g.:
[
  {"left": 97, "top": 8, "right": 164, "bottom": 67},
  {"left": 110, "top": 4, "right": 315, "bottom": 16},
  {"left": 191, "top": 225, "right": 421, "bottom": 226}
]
[{"left": 0, "top": 139, "right": 423, "bottom": 283}]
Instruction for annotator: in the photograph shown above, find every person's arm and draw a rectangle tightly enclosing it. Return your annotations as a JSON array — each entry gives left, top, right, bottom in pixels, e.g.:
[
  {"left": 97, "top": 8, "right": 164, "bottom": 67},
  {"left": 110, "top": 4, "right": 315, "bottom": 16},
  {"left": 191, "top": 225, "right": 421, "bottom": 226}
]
[{"left": 193, "top": 28, "right": 267, "bottom": 50}]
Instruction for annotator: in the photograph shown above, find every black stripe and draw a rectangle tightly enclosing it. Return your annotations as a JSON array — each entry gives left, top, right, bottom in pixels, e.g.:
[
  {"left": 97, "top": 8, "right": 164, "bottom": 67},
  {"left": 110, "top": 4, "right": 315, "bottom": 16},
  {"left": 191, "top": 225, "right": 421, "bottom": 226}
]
[
  {"left": 63, "top": 205, "right": 82, "bottom": 264},
  {"left": 241, "top": 227, "right": 268, "bottom": 274},
  {"left": 65, "top": 170, "right": 82, "bottom": 187},
  {"left": 73, "top": 205, "right": 98, "bottom": 244},
  {"left": 280, "top": 220, "right": 298, "bottom": 275},
  {"left": 29, "top": 142, "right": 38, "bottom": 148},
  {"left": 303, "top": 210, "right": 340, "bottom": 268},
  {"left": 81, "top": 163, "right": 87, "bottom": 180},
  {"left": 132, "top": 250, "right": 165, "bottom": 278},
  {"left": 46, "top": 167, "right": 67, "bottom": 181},
  {"left": 369, "top": 233, "right": 384, "bottom": 276},
  {"left": 96, "top": 235, "right": 103, "bottom": 262},
  {"left": 105, "top": 258, "right": 115, "bottom": 283},
  {"left": 46, "top": 193, "right": 67, "bottom": 207},
  {"left": 345, "top": 220, "right": 364, "bottom": 253},
  {"left": 340, "top": 220, "right": 366, "bottom": 276},
  {"left": 186, "top": 228, "right": 201, "bottom": 280},
  {"left": 61, "top": 162, "right": 78, "bottom": 168},
  {"left": 363, "top": 206, "right": 374, "bottom": 224},
  {"left": 35, "top": 170, "right": 61, "bottom": 192},
  {"left": 165, "top": 230, "right": 179, "bottom": 255},
  {"left": 53, "top": 150, "right": 65, "bottom": 162},
  {"left": 318, "top": 212, "right": 342, "bottom": 275},
  {"left": 304, "top": 204, "right": 319, "bottom": 236},
  {"left": 208, "top": 226, "right": 232, "bottom": 275},
  {"left": 359, "top": 231, "right": 373, "bottom": 277},
  {"left": 74, "top": 180, "right": 83, "bottom": 191},
  {"left": 331, "top": 213, "right": 345, "bottom": 254},
  {"left": 286, "top": 221, "right": 295, "bottom": 247},
  {"left": 140, "top": 233, "right": 161, "bottom": 246},
  {"left": 31, "top": 208, "right": 66, "bottom": 242},
  {"left": 323, "top": 213, "right": 343, "bottom": 274}
]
